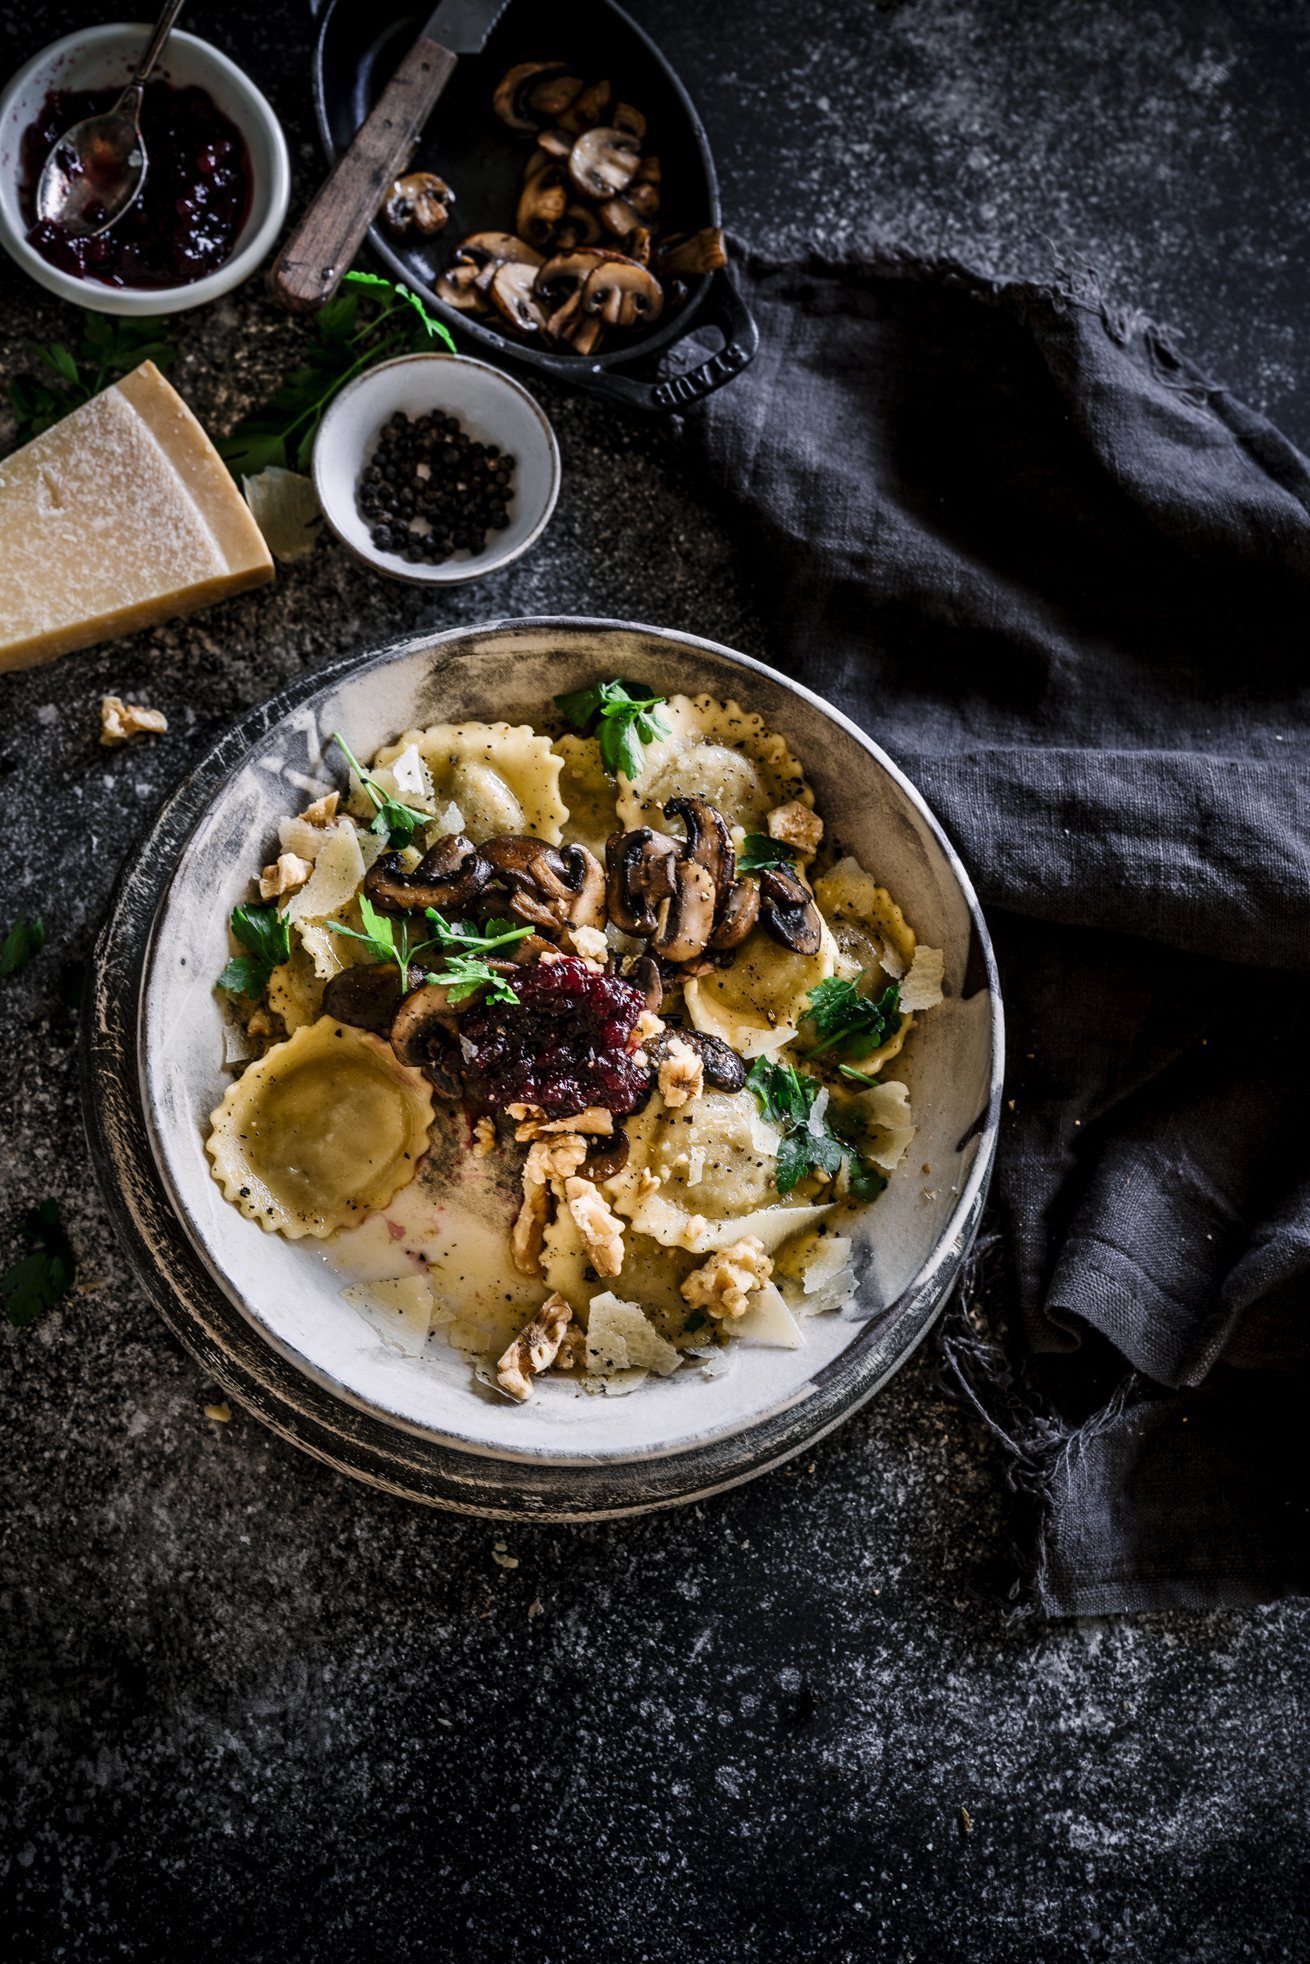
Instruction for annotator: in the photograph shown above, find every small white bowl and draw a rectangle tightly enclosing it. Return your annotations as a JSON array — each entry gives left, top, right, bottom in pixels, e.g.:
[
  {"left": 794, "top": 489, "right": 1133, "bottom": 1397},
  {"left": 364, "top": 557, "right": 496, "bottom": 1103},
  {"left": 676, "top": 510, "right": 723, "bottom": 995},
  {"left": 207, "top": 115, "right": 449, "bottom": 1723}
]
[
  {"left": 0, "top": 24, "right": 290, "bottom": 316},
  {"left": 312, "top": 353, "right": 562, "bottom": 586}
]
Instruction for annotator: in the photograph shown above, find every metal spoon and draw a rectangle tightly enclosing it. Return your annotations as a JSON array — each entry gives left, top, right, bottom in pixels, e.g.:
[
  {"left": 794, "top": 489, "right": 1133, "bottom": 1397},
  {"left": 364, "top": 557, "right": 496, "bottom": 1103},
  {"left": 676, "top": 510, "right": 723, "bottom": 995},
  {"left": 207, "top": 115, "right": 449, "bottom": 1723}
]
[{"left": 35, "top": 0, "right": 188, "bottom": 238}]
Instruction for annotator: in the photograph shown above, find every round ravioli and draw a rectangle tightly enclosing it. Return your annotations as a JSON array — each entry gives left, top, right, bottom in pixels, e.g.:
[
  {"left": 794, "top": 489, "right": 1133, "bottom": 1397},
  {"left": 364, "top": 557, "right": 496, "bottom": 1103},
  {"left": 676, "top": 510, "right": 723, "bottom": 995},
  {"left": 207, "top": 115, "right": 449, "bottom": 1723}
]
[
  {"left": 615, "top": 695, "right": 812, "bottom": 834},
  {"left": 553, "top": 733, "right": 619, "bottom": 861},
  {"left": 812, "top": 856, "right": 917, "bottom": 1070},
  {"left": 207, "top": 1019, "right": 434, "bottom": 1239},
  {"left": 374, "top": 722, "right": 566, "bottom": 844},
  {"left": 685, "top": 919, "right": 838, "bottom": 1059}
]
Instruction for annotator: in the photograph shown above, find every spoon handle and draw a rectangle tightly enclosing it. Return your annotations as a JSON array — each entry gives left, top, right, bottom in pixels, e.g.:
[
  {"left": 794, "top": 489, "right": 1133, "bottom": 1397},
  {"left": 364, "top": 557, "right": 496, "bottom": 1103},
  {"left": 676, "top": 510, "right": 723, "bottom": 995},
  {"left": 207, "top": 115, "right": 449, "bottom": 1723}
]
[
  {"left": 268, "top": 33, "right": 458, "bottom": 314},
  {"left": 129, "top": 0, "right": 188, "bottom": 91}
]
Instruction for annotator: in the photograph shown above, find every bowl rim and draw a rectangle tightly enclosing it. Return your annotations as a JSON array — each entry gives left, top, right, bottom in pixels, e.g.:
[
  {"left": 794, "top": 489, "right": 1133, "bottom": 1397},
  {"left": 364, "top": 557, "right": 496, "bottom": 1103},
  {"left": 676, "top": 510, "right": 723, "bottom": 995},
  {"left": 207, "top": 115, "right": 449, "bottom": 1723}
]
[
  {"left": 0, "top": 21, "right": 291, "bottom": 316},
  {"left": 311, "top": 351, "right": 563, "bottom": 586},
  {"left": 83, "top": 616, "right": 1005, "bottom": 1519}
]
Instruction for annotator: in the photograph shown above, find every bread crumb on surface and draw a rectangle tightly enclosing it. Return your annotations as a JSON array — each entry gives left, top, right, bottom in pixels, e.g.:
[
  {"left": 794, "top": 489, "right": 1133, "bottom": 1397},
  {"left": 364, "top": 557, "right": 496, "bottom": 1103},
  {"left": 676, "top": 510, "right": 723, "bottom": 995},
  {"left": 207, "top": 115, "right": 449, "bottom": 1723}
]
[
  {"left": 99, "top": 695, "right": 167, "bottom": 746},
  {"left": 766, "top": 800, "right": 823, "bottom": 856},
  {"left": 496, "top": 1292, "right": 574, "bottom": 1402},
  {"left": 681, "top": 1237, "right": 773, "bottom": 1321},
  {"left": 658, "top": 1035, "right": 704, "bottom": 1108},
  {"left": 258, "top": 852, "right": 313, "bottom": 900},
  {"left": 204, "top": 1401, "right": 232, "bottom": 1423}
]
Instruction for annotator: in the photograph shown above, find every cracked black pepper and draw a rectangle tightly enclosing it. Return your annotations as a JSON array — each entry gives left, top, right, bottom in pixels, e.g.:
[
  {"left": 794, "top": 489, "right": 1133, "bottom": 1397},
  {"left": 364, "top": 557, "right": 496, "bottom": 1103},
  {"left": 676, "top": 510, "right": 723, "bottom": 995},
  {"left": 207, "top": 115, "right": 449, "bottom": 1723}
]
[{"left": 356, "top": 408, "right": 516, "bottom": 565}]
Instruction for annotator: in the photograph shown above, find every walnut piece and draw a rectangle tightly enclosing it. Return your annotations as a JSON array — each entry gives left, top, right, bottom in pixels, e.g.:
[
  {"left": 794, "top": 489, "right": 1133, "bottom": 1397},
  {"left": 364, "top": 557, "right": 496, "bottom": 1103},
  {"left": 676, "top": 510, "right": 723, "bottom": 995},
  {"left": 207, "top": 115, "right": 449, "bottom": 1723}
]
[
  {"left": 569, "top": 924, "right": 609, "bottom": 965},
  {"left": 472, "top": 1116, "right": 496, "bottom": 1157},
  {"left": 258, "top": 852, "right": 314, "bottom": 901},
  {"left": 681, "top": 1236, "right": 773, "bottom": 1321},
  {"left": 524, "top": 1135, "right": 589, "bottom": 1186},
  {"left": 299, "top": 791, "right": 339, "bottom": 827},
  {"left": 510, "top": 1182, "right": 551, "bottom": 1277},
  {"left": 552, "top": 1324, "right": 588, "bottom": 1371},
  {"left": 496, "top": 1291, "right": 574, "bottom": 1402},
  {"left": 657, "top": 1036, "right": 704, "bottom": 1108},
  {"left": 635, "top": 1009, "right": 666, "bottom": 1045},
  {"left": 99, "top": 695, "right": 167, "bottom": 747},
  {"left": 767, "top": 801, "right": 824, "bottom": 857},
  {"left": 512, "top": 1105, "right": 615, "bottom": 1142},
  {"left": 564, "top": 1176, "right": 626, "bottom": 1277}
]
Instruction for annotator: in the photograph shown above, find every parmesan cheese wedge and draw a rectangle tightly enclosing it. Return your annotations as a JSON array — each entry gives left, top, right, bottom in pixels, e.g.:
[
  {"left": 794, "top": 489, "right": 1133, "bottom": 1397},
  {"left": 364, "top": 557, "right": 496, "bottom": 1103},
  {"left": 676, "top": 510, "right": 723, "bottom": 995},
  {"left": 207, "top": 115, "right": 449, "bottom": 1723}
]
[{"left": 0, "top": 361, "right": 273, "bottom": 671}]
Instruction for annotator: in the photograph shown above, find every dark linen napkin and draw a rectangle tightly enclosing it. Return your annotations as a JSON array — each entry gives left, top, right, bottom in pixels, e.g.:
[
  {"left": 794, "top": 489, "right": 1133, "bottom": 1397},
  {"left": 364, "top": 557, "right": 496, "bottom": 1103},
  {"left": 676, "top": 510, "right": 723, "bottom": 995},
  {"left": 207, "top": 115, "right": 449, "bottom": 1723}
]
[{"left": 681, "top": 252, "right": 1310, "bottom": 1618}]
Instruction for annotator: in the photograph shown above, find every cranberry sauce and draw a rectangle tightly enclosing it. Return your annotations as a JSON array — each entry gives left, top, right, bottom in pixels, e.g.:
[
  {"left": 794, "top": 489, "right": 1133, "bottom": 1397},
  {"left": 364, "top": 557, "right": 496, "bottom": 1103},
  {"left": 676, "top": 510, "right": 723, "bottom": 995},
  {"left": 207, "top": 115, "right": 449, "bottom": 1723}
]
[
  {"left": 461, "top": 957, "right": 653, "bottom": 1119},
  {"left": 20, "top": 81, "right": 252, "bottom": 287}
]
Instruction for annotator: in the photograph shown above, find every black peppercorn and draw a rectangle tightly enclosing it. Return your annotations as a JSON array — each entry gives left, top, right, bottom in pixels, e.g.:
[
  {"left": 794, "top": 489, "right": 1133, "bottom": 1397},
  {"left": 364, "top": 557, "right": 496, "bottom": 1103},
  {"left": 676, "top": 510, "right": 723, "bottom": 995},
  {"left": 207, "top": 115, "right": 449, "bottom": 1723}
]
[{"left": 356, "top": 405, "right": 518, "bottom": 566}]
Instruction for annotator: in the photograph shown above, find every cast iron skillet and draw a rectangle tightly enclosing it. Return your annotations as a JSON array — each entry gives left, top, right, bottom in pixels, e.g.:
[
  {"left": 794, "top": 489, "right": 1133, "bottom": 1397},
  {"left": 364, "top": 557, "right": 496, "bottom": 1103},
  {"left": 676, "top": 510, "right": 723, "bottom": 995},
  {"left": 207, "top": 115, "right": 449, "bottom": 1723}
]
[{"left": 312, "top": 0, "right": 758, "bottom": 411}]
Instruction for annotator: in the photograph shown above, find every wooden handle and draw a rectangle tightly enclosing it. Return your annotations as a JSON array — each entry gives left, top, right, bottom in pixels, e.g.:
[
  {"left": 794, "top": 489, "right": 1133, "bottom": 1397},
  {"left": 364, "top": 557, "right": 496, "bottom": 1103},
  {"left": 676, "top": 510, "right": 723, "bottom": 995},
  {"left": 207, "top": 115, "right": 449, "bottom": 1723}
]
[{"left": 269, "top": 35, "right": 458, "bottom": 314}]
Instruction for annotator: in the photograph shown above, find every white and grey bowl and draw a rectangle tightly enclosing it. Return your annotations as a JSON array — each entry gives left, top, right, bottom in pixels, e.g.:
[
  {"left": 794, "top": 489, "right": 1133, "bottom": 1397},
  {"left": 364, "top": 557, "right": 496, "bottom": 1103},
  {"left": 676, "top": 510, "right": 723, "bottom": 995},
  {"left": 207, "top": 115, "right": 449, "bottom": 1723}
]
[{"left": 83, "top": 619, "right": 1003, "bottom": 1519}]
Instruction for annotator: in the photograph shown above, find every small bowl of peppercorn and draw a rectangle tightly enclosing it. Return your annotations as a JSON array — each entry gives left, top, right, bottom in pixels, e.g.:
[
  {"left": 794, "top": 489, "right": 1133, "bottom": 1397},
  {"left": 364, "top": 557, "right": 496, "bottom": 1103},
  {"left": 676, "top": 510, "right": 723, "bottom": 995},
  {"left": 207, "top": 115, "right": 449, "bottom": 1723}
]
[{"left": 311, "top": 352, "right": 561, "bottom": 585}]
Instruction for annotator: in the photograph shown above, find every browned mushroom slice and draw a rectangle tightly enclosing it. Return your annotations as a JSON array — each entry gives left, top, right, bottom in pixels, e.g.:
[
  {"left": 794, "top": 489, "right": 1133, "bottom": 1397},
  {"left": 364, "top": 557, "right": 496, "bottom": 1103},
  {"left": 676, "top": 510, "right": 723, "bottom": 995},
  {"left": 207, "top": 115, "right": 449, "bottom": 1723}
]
[
  {"left": 482, "top": 837, "right": 605, "bottom": 931},
  {"left": 389, "top": 985, "right": 464, "bottom": 1095},
  {"left": 537, "top": 246, "right": 618, "bottom": 343},
  {"left": 581, "top": 1128, "right": 631, "bottom": 1182},
  {"left": 383, "top": 172, "right": 453, "bottom": 238},
  {"left": 493, "top": 61, "right": 576, "bottom": 133},
  {"left": 516, "top": 165, "right": 569, "bottom": 248},
  {"left": 626, "top": 180, "right": 661, "bottom": 222},
  {"left": 435, "top": 266, "right": 493, "bottom": 314},
  {"left": 568, "top": 125, "right": 641, "bottom": 201},
  {"left": 626, "top": 954, "right": 663, "bottom": 1015},
  {"left": 646, "top": 1025, "right": 747, "bottom": 1093},
  {"left": 535, "top": 126, "right": 574, "bottom": 160},
  {"left": 448, "top": 232, "right": 543, "bottom": 300},
  {"left": 651, "top": 861, "right": 717, "bottom": 964},
  {"left": 708, "top": 878, "right": 760, "bottom": 950},
  {"left": 611, "top": 102, "right": 647, "bottom": 141},
  {"left": 321, "top": 964, "right": 404, "bottom": 1036},
  {"left": 657, "top": 227, "right": 729, "bottom": 277},
  {"left": 554, "top": 203, "right": 604, "bottom": 250},
  {"left": 597, "top": 195, "right": 639, "bottom": 241},
  {"left": 626, "top": 226, "right": 654, "bottom": 267},
  {"left": 663, "top": 797, "right": 734, "bottom": 910},
  {"left": 364, "top": 835, "right": 490, "bottom": 915},
  {"left": 527, "top": 72, "right": 584, "bottom": 120},
  {"left": 583, "top": 256, "right": 664, "bottom": 330},
  {"left": 758, "top": 866, "right": 824, "bottom": 956},
  {"left": 491, "top": 260, "right": 549, "bottom": 334},
  {"left": 558, "top": 78, "right": 613, "bottom": 134},
  {"left": 606, "top": 829, "right": 680, "bottom": 935}
]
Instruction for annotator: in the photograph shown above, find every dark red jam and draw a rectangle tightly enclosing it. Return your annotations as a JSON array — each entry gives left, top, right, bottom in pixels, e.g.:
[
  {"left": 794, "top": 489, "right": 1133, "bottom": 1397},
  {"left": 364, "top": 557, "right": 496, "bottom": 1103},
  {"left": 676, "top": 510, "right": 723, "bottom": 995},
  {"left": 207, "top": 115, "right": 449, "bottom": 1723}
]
[
  {"left": 20, "top": 81, "right": 252, "bottom": 287},
  {"left": 461, "top": 957, "right": 653, "bottom": 1118}
]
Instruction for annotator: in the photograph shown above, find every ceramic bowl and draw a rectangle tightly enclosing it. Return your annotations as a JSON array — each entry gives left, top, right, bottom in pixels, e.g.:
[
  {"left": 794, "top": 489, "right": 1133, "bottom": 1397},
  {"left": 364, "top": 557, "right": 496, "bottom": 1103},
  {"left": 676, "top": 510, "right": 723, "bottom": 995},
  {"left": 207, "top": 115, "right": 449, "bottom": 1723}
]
[
  {"left": 0, "top": 24, "right": 291, "bottom": 316},
  {"left": 84, "top": 619, "right": 1003, "bottom": 1520},
  {"left": 312, "top": 354, "right": 561, "bottom": 585}
]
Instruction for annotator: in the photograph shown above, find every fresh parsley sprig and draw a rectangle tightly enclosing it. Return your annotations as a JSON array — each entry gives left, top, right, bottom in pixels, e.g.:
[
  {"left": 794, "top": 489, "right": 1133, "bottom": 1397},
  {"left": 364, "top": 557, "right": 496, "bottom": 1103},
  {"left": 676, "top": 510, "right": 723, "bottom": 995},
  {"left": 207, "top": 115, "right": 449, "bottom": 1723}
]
[
  {"left": 217, "top": 270, "right": 456, "bottom": 477},
  {"left": 216, "top": 903, "right": 292, "bottom": 998},
  {"left": 736, "top": 834, "right": 800, "bottom": 874},
  {"left": 326, "top": 893, "right": 414, "bottom": 970},
  {"left": 1, "top": 915, "right": 44, "bottom": 978},
  {"left": 3, "top": 1198, "right": 75, "bottom": 1328},
  {"left": 554, "top": 678, "right": 671, "bottom": 782},
  {"left": 747, "top": 1057, "right": 886, "bottom": 1199},
  {"left": 421, "top": 912, "right": 531, "bottom": 1005},
  {"left": 330, "top": 731, "right": 431, "bottom": 848},
  {"left": 7, "top": 315, "right": 178, "bottom": 448},
  {"left": 803, "top": 974, "right": 902, "bottom": 1059}
]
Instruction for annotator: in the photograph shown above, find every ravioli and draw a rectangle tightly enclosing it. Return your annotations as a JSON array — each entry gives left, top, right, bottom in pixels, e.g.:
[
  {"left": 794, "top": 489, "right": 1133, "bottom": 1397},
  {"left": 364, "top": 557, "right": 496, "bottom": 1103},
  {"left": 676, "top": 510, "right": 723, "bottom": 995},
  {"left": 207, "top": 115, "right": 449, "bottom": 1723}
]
[
  {"left": 616, "top": 694, "right": 812, "bottom": 834},
  {"left": 374, "top": 721, "right": 567, "bottom": 843},
  {"left": 207, "top": 1019, "right": 434, "bottom": 1238},
  {"left": 554, "top": 733, "right": 618, "bottom": 860},
  {"left": 685, "top": 918, "right": 839, "bottom": 1058}
]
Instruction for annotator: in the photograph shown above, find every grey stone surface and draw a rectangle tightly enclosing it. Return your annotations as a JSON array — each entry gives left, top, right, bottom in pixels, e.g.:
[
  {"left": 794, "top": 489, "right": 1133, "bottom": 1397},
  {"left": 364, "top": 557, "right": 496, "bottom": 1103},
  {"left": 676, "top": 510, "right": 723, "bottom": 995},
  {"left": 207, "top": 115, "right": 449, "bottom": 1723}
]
[{"left": 2, "top": 2, "right": 1308, "bottom": 1958}]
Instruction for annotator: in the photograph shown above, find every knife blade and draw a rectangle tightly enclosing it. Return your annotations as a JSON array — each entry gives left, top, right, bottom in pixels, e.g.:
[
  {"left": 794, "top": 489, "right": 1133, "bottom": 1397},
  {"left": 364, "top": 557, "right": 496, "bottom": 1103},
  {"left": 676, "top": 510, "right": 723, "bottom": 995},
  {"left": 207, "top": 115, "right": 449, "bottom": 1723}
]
[{"left": 269, "top": 0, "right": 510, "bottom": 314}]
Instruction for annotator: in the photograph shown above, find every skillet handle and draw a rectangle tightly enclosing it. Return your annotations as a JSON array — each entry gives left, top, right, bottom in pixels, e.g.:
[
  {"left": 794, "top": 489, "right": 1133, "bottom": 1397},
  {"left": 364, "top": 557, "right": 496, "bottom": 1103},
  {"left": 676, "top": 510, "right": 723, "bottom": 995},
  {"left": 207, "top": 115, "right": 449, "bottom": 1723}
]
[
  {"left": 269, "top": 34, "right": 458, "bottom": 313},
  {"left": 597, "top": 268, "right": 759, "bottom": 413}
]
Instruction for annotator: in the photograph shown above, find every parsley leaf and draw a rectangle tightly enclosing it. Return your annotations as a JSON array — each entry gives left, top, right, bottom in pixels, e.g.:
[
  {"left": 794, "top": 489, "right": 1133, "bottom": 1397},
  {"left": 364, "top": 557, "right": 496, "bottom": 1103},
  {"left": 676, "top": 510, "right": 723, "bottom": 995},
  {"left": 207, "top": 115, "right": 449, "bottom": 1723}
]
[
  {"left": 804, "top": 974, "right": 902, "bottom": 1058},
  {"left": 330, "top": 731, "right": 430, "bottom": 848},
  {"left": 7, "top": 317, "right": 178, "bottom": 448},
  {"left": 3, "top": 1198, "right": 75, "bottom": 1328},
  {"left": 747, "top": 1056, "right": 883, "bottom": 1198},
  {"left": 326, "top": 894, "right": 405, "bottom": 968},
  {"left": 554, "top": 678, "right": 670, "bottom": 782},
  {"left": 420, "top": 911, "right": 531, "bottom": 1006},
  {"left": 217, "top": 270, "right": 456, "bottom": 476},
  {"left": 1, "top": 915, "right": 44, "bottom": 978},
  {"left": 216, "top": 903, "right": 292, "bottom": 998},
  {"left": 736, "top": 834, "right": 800, "bottom": 874},
  {"left": 424, "top": 951, "right": 521, "bottom": 1007}
]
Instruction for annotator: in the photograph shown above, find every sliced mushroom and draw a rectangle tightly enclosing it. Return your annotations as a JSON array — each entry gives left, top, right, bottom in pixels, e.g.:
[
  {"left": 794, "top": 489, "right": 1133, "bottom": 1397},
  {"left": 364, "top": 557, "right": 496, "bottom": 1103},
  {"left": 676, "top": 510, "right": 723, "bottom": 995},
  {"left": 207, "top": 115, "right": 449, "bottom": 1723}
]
[
  {"left": 535, "top": 126, "right": 573, "bottom": 160},
  {"left": 657, "top": 227, "right": 728, "bottom": 277},
  {"left": 558, "top": 78, "right": 613, "bottom": 134},
  {"left": 627, "top": 954, "right": 663, "bottom": 1015},
  {"left": 597, "top": 195, "right": 639, "bottom": 240},
  {"left": 554, "top": 203, "right": 603, "bottom": 249},
  {"left": 758, "top": 866, "right": 823, "bottom": 956},
  {"left": 383, "top": 172, "right": 453, "bottom": 238},
  {"left": 626, "top": 226, "right": 654, "bottom": 267},
  {"left": 583, "top": 256, "right": 664, "bottom": 329},
  {"left": 625, "top": 179, "right": 661, "bottom": 222},
  {"left": 708, "top": 877, "right": 760, "bottom": 951},
  {"left": 321, "top": 964, "right": 404, "bottom": 1036},
  {"left": 364, "top": 835, "right": 490, "bottom": 915},
  {"left": 491, "top": 259, "right": 549, "bottom": 334},
  {"left": 568, "top": 126, "right": 641, "bottom": 201},
  {"left": 651, "top": 860, "right": 717, "bottom": 964},
  {"left": 435, "top": 267, "right": 492, "bottom": 315},
  {"left": 516, "top": 165, "right": 569, "bottom": 248},
  {"left": 445, "top": 233, "right": 543, "bottom": 308},
  {"left": 664, "top": 797, "right": 734, "bottom": 910},
  {"left": 647, "top": 1025, "right": 747, "bottom": 1093},
  {"left": 493, "top": 61, "right": 576, "bottom": 133},
  {"left": 482, "top": 837, "right": 605, "bottom": 932},
  {"left": 554, "top": 310, "right": 605, "bottom": 355},
  {"left": 389, "top": 985, "right": 464, "bottom": 1096},
  {"left": 528, "top": 73, "right": 584, "bottom": 120},
  {"left": 581, "top": 1128, "right": 630, "bottom": 1182},
  {"left": 611, "top": 102, "right": 647, "bottom": 141},
  {"left": 606, "top": 828, "right": 680, "bottom": 935}
]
